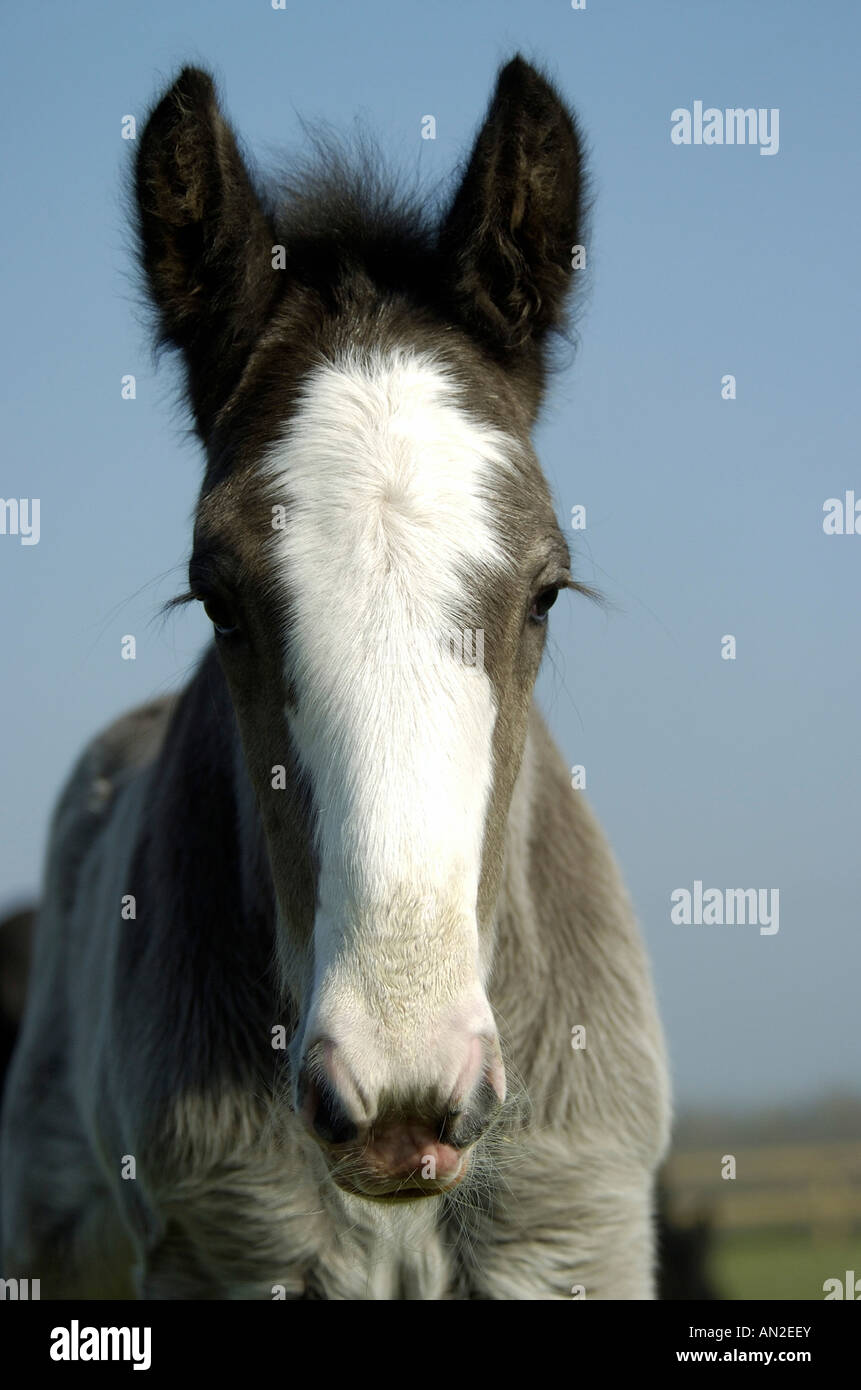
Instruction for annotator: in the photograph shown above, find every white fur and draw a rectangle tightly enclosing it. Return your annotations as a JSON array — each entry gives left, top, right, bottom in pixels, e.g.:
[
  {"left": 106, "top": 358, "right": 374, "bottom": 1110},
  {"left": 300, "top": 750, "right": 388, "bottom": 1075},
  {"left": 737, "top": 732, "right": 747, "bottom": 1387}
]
[{"left": 263, "top": 349, "right": 515, "bottom": 1111}]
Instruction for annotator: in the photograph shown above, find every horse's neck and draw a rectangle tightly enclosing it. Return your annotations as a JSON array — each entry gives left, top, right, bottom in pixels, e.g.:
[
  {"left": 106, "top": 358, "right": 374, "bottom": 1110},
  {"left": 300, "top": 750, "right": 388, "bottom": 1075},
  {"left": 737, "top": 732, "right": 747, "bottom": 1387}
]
[
  {"left": 494, "top": 704, "right": 545, "bottom": 969},
  {"left": 491, "top": 702, "right": 581, "bottom": 1010},
  {"left": 146, "top": 649, "right": 277, "bottom": 954}
]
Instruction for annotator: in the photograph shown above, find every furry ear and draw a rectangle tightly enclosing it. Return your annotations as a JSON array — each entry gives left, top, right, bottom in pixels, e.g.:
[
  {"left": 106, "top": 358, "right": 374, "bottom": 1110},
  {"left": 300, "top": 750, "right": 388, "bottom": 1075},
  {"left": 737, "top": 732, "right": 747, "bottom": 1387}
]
[
  {"left": 439, "top": 56, "right": 588, "bottom": 368},
  {"left": 135, "top": 67, "right": 279, "bottom": 437}
]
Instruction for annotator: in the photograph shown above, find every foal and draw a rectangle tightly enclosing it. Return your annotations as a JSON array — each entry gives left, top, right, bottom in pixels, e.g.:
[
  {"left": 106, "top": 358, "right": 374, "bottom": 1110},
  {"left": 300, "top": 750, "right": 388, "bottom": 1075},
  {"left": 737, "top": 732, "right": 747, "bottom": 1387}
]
[{"left": 0, "top": 57, "right": 669, "bottom": 1299}]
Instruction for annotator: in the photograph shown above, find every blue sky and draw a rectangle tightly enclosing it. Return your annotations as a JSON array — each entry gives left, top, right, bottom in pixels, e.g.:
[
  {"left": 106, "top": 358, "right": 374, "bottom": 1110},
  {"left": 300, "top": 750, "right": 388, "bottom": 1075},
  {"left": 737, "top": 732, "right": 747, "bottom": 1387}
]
[{"left": 1, "top": 0, "right": 858, "bottom": 1108}]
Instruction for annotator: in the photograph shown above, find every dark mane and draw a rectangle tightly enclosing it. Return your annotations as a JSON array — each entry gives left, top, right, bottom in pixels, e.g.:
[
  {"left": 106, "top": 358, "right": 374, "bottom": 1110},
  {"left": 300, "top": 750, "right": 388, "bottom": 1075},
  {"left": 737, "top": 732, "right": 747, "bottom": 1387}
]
[
  {"left": 131, "top": 60, "right": 590, "bottom": 439},
  {"left": 265, "top": 111, "right": 591, "bottom": 364},
  {"left": 268, "top": 132, "right": 441, "bottom": 311}
]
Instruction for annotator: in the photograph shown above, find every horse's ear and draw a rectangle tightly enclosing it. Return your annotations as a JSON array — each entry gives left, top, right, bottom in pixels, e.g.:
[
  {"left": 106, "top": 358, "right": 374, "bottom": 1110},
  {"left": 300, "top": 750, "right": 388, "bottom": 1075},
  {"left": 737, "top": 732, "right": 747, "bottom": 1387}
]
[
  {"left": 439, "top": 56, "right": 588, "bottom": 368},
  {"left": 135, "top": 68, "right": 279, "bottom": 436}
]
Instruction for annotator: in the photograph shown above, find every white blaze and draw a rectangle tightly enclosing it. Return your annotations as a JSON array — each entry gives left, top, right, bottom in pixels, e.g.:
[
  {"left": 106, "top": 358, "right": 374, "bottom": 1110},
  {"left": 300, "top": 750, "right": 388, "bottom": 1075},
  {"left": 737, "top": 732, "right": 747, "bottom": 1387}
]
[{"left": 263, "top": 349, "right": 514, "bottom": 1099}]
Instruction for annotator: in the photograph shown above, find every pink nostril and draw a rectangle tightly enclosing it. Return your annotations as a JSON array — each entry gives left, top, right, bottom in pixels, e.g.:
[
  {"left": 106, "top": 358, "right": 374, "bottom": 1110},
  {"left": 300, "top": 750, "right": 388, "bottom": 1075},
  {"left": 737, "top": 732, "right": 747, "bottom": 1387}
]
[
  {"left": 452, "top": 1033, "right": 506, "bottom": 1108},
  {"left": 452, "top": 1035, "right": 483, "bottom": 1106},
  {"left": 298, "top": 1041, "right": 365, "bottom": 1146},
  {"left": 486, "top": 1047, "right": 507, "bottom": 1104},
  {"left": 301, "top": 1073, "right": 359, "bottom": 1146}
]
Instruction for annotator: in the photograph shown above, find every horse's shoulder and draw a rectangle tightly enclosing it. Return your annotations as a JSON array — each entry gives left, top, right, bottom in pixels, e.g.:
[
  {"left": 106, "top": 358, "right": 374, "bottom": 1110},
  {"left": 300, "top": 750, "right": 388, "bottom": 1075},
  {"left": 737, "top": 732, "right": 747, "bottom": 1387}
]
[
  {"left": 40, "top": 696, "right": 179, "bottom": 921},
  {"left": 57, "top": 696, "right": 176, "bottom": 819}
]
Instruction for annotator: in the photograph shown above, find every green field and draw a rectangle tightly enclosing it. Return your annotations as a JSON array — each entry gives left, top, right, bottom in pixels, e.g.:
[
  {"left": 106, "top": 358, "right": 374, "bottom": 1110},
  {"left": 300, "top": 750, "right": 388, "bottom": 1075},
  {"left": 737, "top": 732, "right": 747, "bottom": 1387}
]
[{"left": 711, "top": 1230, "right": 861, "bottom": 1301}]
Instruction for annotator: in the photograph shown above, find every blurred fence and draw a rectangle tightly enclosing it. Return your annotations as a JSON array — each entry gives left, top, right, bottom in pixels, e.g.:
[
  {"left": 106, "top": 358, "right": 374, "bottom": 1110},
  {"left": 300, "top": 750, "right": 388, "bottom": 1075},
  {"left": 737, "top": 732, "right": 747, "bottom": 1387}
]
[{"left": 665, "top": 1141, "right": 861, "bottom": 1240}]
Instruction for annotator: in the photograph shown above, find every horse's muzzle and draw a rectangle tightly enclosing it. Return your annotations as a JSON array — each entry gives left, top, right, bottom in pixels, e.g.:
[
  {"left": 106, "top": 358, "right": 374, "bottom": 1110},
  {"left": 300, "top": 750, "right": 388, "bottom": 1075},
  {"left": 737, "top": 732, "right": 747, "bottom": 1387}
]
[{"left": 296, "top": 1038, "right": 504, "bottom": 1200}]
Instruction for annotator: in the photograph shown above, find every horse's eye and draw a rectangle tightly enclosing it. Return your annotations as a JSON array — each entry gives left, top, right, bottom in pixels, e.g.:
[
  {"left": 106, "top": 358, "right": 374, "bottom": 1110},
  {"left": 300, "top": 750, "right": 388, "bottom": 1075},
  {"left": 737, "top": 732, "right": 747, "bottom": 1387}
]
[
  {"left": 529, "top": 585, "right": 559, "bottom": 624},
  {"left": 202, "top": 595, "right": 239, "bottom": 638}
]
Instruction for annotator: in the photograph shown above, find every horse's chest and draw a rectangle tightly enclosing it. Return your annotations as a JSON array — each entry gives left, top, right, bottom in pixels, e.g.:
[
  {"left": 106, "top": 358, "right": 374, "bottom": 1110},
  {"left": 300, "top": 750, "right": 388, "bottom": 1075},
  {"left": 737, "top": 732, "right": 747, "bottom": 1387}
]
[
  {"left": 149, "top": 1150, "right": 458, "bottom": 1299},
  {"left": 308, "top": 1194, "right": 455, "bottom": 1300}
]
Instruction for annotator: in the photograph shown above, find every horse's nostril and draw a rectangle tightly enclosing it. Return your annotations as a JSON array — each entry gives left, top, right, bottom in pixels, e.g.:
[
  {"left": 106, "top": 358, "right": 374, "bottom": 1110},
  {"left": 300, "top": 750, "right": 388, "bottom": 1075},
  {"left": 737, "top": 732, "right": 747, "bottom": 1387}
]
[
  {"left": 445, "top": 1074, "right": 503, "bottom": 1148},
  {"left": 305, "top": 1078, "right": 359, "bottom": 1147}
]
